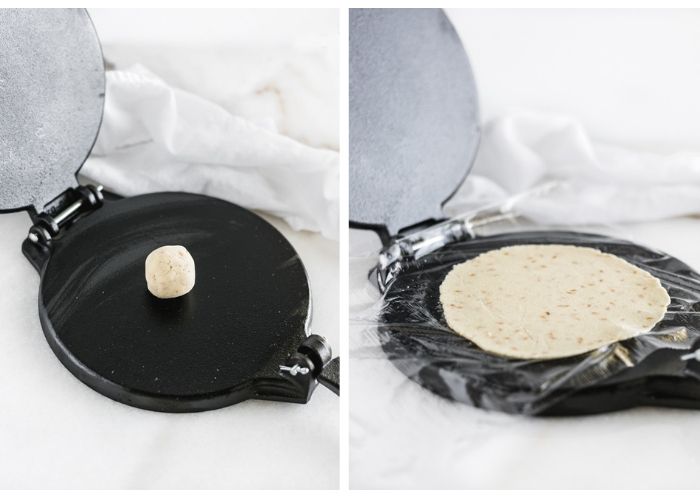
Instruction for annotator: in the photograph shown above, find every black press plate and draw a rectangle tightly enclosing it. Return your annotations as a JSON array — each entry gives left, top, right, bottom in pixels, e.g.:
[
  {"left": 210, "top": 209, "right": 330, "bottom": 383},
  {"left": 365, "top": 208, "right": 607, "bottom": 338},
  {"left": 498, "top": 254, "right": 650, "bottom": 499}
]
[
  {"left": 379, "top": 231, "right": 700, "bottom": 415},
  {"left": 35, "top": 192, "right": 311, "bottom": 412}
]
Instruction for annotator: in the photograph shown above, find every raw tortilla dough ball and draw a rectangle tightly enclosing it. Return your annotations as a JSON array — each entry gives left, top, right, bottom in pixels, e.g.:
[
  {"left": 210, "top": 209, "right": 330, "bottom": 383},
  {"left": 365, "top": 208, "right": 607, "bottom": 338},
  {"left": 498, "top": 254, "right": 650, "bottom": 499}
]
[
  {"left": 440, "top": 244, "right": 670, "bottom": 359},
  {"left": 145, "top": 245, "right": 196, "bottom": 299}
]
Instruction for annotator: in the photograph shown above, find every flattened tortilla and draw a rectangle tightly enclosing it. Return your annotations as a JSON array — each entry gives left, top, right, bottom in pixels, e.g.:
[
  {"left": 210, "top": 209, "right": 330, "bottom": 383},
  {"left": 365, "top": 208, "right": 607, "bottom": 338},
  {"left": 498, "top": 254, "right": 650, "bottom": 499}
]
[{"left": 439, "top": 244, "right": 670, "bottom": 359}]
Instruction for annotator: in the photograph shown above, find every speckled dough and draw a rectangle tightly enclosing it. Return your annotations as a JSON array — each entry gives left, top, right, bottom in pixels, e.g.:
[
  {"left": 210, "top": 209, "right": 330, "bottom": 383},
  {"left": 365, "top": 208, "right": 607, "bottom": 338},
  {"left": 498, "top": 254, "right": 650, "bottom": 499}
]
[
  {"left": 145, "top": 246, "right": 196, "bottom": 299},
  {"left": 440, "top": 244, "right": 670, "bottom": 359}
]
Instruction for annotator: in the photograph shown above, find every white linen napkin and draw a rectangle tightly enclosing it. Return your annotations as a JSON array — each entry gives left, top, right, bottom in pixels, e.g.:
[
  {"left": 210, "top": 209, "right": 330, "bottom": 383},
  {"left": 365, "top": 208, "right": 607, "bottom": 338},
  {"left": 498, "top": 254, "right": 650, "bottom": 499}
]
[
  {"left": 446, "top": 111, "right": 700, "bottom": 225},
  {"left": 82, "top": 66, "right": 339, "bottom": 240}
]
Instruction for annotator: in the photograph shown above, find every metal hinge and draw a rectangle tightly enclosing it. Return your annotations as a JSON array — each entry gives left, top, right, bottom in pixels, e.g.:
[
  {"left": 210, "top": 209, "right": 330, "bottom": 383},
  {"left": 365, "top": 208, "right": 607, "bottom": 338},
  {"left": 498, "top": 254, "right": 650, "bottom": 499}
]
[
  {"left": 26, "top": 184, "right": 104, "bottom": 248},
  {"left": 374, "top": 183, "right": 564, "bottom": 290},
  {"left": 375, "top": 206, "right": 519, "bottom": 291}
]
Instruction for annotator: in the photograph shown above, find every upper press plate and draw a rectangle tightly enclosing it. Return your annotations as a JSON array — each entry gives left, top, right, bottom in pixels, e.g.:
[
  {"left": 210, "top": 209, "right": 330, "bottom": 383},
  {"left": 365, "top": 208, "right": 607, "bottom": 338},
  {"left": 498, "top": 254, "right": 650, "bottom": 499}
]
[
  {"left": 349, "top": 8, "right": 480, "bottom": 235},
  {"left": 0, "top": 9, "right": 105, "bottom": 213}
]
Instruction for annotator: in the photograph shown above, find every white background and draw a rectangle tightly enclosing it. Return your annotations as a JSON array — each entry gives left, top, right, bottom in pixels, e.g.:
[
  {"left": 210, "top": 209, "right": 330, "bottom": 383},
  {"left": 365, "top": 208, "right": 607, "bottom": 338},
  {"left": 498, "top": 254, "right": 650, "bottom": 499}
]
[
  {"left": 447, "top": 8, "right": 700, "bottom": 153},
  {"left": 350, "top": 8, "right": 700, "bottom": 489},
  {"left": 90, "top": 8, "right": 337, "bottom": 46},
  {"left": 0, "top": 8, "right": 339, "bottom": 489}
]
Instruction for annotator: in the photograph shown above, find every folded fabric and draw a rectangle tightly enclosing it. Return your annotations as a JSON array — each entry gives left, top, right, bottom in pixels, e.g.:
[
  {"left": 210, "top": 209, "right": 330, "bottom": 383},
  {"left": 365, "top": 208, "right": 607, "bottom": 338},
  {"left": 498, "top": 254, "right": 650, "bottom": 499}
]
[
  {"left": 445, "top": 111, "right": 700, "bottom": 225},
  {"left": 82, "top": 66, "right": 339, "bottom": 240},
  {"left": 99, "top": 43, "right": 339, "bottom": 152}
]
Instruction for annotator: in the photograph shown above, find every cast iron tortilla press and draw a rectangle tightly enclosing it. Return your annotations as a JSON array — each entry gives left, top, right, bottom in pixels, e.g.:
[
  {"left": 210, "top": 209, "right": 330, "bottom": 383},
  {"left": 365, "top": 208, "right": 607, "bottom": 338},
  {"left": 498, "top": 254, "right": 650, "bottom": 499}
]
[
  {"left": 349, "top": 7, "right": 700, "bottom": 416},
  {"left": 0, "top": 8, "right": 339, "bottom": 412}
]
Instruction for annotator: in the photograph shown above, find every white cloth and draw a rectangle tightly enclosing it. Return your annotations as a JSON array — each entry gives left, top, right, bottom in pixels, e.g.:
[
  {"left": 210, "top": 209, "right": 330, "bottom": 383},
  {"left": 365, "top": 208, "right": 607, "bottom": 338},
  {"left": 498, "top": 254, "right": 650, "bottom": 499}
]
[
  {"left": 445, "top": 111, "right": 700, "bottom": 225},
  {"left": 97, "top": 43, "right": 339, "bottom": 152},
  {"left": 82, "top": 65, "right": 339, "bottom": 240}
]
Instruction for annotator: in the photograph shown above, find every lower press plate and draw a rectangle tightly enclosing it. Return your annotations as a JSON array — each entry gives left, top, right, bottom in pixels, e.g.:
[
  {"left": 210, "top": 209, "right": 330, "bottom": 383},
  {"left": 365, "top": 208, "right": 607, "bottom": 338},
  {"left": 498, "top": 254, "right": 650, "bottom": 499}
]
[
  {"left": 379, "top": 231, "right": 700, "bottom": 415},
  {"left": 29, "top": 192, "right": 312, "bottom": 412}
]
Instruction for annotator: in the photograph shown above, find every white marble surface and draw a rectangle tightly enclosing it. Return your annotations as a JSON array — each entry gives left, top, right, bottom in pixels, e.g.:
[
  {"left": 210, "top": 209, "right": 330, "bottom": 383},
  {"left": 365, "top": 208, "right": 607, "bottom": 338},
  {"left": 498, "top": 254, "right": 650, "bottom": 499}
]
[{"left": 350, "top": 218, "right": 700, "bottom": 489}]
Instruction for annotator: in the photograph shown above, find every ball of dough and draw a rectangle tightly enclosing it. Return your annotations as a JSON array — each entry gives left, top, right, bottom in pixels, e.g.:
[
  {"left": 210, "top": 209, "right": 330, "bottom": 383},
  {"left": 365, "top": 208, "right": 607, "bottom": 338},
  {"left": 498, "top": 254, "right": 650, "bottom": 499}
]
[{"left": 145, "top": 245, "right": 196, "bottom": 299}]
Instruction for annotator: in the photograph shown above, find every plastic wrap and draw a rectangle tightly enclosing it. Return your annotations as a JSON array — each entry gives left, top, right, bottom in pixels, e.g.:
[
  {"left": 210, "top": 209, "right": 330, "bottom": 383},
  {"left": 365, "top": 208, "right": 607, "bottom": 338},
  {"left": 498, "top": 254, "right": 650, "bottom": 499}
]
[{"left": 350, "top": 211, "right": 700, "bottom": 416}]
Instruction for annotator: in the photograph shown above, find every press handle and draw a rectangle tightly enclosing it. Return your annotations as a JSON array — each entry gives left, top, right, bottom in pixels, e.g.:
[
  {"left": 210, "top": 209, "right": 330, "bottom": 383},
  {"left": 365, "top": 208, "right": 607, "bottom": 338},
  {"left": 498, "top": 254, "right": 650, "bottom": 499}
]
[
  {"left": 319, "top": 357, "right": 340, "bottom": 395},
  {"left": 298, "top": 335, "right": 340, "bottom": 396}
]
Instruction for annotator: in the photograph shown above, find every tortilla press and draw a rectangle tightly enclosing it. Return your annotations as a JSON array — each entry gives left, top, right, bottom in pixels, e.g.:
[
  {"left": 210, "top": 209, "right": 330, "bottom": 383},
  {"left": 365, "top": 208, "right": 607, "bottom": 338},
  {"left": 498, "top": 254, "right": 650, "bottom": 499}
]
[
  {"left": 349, "top": 8, "right": 700, "bottom": 416},
  {"left": 0, "top": 8, "right": 339, "bottom": 413}
]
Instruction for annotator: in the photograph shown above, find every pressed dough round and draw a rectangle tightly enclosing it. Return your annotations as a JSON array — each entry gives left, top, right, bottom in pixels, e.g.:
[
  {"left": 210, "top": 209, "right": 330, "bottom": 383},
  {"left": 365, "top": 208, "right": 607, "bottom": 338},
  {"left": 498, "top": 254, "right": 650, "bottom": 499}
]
[
  {"left": 439, "top": 244, "right": 670, "bottom": 359},
  {"left": 145, "top": 245, "right": 196, "bottom": 299}
]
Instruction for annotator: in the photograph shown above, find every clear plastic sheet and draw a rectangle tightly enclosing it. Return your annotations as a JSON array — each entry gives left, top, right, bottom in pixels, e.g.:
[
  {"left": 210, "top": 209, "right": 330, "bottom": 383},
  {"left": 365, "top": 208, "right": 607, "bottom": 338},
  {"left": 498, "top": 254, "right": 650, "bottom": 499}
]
[{"left": 350, "top": 208, "right": 700, "bottom": 416}]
